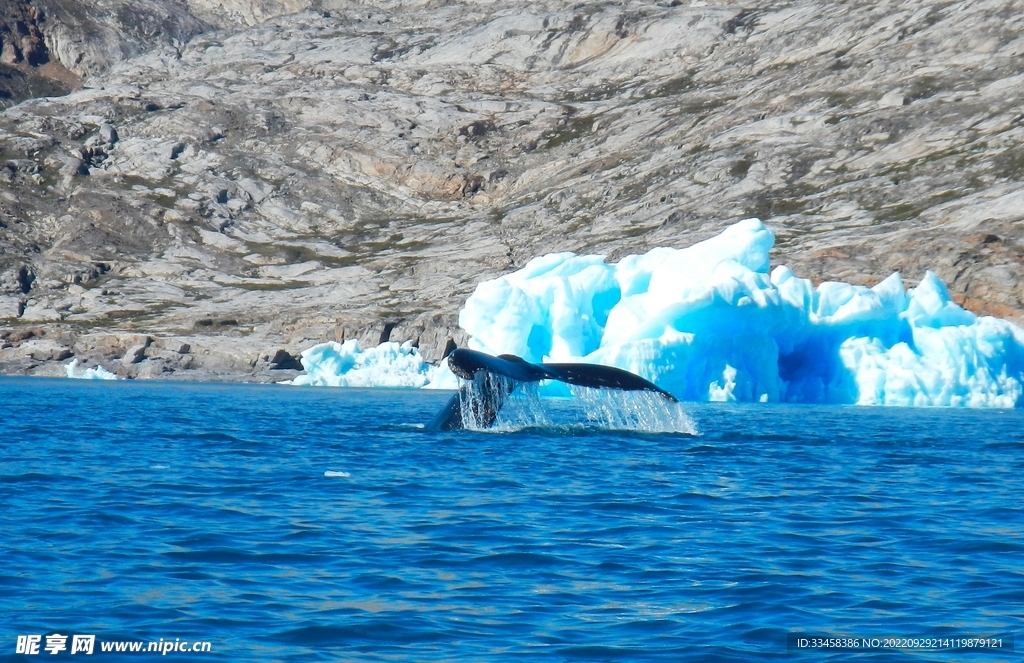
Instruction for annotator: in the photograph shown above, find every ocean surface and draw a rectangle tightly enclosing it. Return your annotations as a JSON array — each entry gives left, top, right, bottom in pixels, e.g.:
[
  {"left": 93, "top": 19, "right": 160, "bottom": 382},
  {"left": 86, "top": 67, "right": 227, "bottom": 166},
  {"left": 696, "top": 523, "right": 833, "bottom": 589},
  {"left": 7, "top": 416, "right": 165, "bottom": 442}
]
[{"left": 2, "top": 377, "right": 1022, "bottom": 662}]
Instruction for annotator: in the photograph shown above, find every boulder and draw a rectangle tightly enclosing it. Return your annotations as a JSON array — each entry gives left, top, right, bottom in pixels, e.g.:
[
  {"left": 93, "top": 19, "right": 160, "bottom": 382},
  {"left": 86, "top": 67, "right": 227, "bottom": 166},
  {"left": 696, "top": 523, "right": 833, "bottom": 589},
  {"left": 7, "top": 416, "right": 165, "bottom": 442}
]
[
  {"left": 122, "top": 343, "right": 149, "bottom": 364},
  {"left": 21, "top": 340, "right": 73, "bottom": 361},
  {"left": 0, "top": 296, "right": 21, "bottom": 319}
]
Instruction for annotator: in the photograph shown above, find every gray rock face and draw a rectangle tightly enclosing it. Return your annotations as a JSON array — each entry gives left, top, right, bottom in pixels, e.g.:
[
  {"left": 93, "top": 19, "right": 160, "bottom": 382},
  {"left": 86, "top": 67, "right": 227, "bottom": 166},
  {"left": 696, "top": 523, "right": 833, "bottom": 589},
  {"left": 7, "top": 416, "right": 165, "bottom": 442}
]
[
  {"left": 1, "top": 0, "right": 1023, "bottom": 380},
  {"left": 21, "top": 338, "right": 71, "bottom": 361},
  {"left": 0, "top": 0, "right": 215, "bottom": 109},
  {"left": 184, "top": 0, "right": 313, "bottom": 27},
  {"left": 32, "top": 0, "right": 208, "bottom": 77},
  {"left": 122, "top": 341, "right": 150, "bottom": 364},
  {"left": 0, "top": 0, "right": 73, "bottom": 106}
]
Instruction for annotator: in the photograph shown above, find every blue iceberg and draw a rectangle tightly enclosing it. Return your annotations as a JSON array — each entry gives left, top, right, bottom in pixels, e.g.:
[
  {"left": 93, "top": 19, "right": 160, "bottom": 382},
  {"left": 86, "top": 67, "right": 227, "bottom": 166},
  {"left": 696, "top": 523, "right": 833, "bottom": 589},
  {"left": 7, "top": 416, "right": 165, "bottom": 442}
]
[{"left": 460, "top": 219, "right": 1024, "bottom": 407}]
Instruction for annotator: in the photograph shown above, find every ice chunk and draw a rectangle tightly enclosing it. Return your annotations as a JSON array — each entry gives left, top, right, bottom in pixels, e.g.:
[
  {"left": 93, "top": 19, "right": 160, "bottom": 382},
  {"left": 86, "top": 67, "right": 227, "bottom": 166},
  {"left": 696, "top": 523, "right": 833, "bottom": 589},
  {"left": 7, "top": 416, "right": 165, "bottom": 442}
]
[
  {"left": 457, "top": 219, "right": 1024, "bottom": 408},
  {"left": 423, "top": 361, "right": 460, "bottom": 390},
  {"left": 905, "top": 271, "right": 976, "bottom": 328},
  {"left": 291, "top": 339, "right": 435, "bottom": 388},
  {"left": 459, "top": 253, "right": 617, "bottom": 361},
  {"left": 65, "top": 359, "right": 118, "bottom": 380},
  {"left": 708, "top": 365, "right": 738, "bottom": 402}
]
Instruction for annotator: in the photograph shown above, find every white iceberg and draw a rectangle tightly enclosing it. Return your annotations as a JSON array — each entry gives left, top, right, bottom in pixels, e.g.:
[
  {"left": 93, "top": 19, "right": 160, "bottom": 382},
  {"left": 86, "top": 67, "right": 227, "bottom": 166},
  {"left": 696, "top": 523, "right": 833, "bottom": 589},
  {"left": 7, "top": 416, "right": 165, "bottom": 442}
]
[
  {"left": 422, "top": 362, "right": 460, "bottom": 390},
  {"left": 459, "top": 219, "right": 1024, "bottom": 407},
  {"left": 65, "top": 358, "right": 119, "bottom": 380},
  {"left": 291, "top": 339, "right": 435, "bottom": 388}
]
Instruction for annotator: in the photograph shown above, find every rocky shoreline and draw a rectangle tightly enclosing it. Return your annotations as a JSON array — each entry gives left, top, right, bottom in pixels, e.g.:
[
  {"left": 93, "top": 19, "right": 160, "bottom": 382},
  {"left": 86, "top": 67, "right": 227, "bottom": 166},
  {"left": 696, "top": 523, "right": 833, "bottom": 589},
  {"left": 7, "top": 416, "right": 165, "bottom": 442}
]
[
  {"left": 0, "top": 315, "right": 466, "bottom": 381},
  {"left": 2, "top": 327, "right": 301, "bottom": 382}
]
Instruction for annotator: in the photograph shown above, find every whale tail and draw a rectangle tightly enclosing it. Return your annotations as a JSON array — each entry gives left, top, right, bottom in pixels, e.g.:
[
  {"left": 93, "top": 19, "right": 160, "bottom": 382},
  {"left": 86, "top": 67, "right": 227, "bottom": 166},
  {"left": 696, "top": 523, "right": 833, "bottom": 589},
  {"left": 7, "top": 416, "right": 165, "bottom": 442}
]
[{"left": 427, "top": 348, "right": 676, "bottom": 431}]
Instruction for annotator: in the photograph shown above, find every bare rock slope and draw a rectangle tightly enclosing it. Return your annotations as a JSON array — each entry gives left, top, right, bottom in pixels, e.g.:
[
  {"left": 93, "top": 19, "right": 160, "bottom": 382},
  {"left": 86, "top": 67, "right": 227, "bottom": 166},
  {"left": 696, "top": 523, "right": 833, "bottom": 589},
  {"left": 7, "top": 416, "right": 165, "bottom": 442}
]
[{"left": 1, "top": 0, "right": 1023, "bottom": 380}]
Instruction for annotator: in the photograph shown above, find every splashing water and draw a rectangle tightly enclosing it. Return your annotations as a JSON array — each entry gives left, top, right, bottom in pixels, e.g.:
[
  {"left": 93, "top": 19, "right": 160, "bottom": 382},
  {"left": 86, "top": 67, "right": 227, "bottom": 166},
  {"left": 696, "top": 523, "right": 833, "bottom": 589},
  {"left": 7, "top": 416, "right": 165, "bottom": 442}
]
[
  {"left": 490, "top": 382, "right": 550, "bottom": 431},
  {"left": 454, "top": 372, "right": 519, "bottom": 430},
  {"left": 455, "top": 377, "right": 697, "bottom": 434},
  {"left": 567, "top": 385, "right": 698, "bottom": 434}
]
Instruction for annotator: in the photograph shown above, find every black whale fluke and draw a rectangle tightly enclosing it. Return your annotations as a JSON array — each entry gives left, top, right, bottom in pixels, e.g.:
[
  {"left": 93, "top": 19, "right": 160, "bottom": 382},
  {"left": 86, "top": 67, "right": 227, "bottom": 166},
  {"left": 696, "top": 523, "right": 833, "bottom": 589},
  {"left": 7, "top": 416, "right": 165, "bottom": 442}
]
[{"left": 428, "top": 348, "right": 677, "bottom": 431}]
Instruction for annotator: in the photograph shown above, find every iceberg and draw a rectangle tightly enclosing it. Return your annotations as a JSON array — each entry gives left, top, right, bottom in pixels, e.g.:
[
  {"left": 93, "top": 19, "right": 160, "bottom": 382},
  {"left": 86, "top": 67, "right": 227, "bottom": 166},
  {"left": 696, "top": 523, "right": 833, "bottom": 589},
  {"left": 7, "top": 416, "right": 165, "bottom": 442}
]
[
  {"left": 291, "top": 339, "right": 436, "bottom": 388},
  {"left": 459, "top": 219, "right": 1024, "bottom": 408},
  {"left": 65, "top": 359, "right": 119, "bottom": 380}
]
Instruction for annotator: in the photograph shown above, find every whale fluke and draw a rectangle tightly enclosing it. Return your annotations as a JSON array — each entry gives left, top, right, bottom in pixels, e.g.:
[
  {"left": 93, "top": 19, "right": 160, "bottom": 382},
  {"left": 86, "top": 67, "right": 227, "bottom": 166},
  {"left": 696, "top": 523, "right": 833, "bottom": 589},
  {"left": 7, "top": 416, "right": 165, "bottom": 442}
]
[{"left": 428, "top": 349, "right": 676, "bottom": 431}]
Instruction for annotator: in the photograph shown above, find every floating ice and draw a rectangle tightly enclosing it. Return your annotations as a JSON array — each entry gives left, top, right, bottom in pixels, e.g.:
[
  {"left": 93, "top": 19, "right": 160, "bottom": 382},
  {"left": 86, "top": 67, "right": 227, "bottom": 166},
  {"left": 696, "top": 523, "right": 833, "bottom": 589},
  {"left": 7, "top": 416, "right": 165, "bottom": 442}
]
[
  {"left": 423, "top": 362, "right": 460, "bottom": 390},
  {"left": 65, "top": 359, "right": 119, "bottom": 380},
  {"left": 459, "top": 219, "right": 1024, "bottom": 408},
  {"left": 289, "top": 340, "right": 459, "bottom": 390},
  {"left": 290, "top": 339, "right": 435, "bottom": 388},
  {"left": 289, "top": 219, "right": 1024, "bottom": 408}
]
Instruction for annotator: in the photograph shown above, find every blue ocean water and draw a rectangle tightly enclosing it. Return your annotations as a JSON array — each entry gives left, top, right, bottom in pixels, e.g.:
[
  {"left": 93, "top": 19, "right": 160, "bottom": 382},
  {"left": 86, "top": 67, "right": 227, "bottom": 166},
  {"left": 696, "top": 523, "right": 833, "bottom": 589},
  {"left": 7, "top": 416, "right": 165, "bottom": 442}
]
[{"left": 2, "top": 377, "right": 1022, "bottom": 662}]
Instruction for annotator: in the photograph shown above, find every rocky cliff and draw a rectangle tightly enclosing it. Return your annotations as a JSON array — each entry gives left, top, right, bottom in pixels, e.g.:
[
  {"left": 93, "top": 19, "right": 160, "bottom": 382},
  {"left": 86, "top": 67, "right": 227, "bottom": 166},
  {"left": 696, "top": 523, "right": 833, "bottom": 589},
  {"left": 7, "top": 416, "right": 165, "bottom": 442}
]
[{"left": 1, "top": 0, "right": 1022, "bottom": 380}]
